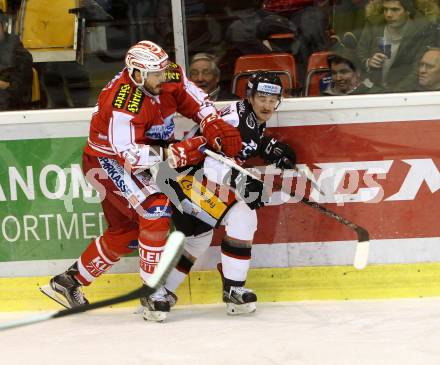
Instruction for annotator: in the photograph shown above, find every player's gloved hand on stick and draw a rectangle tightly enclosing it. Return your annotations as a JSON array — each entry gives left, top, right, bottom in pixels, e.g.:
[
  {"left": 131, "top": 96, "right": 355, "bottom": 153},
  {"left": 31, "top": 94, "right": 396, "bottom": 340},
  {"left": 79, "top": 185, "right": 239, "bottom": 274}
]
[
  {"left": 227, "top": 168, "right": 269, "bottom": 210},
  {"left": 260, "top": 136, "right": 296, "bottom": 169},
  {"left": 200, "top": 114, "right": 242, "bottom": 157},
  {"left": 168, "top": 136, "right": 207, "bottom": 168}
]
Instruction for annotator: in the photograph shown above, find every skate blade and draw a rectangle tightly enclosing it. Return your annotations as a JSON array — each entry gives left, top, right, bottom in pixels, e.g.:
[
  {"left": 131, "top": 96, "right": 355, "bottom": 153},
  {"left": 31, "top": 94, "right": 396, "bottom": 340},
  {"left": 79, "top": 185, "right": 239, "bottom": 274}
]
[
  {"left": 133, "top": 305, "right": 144, "bottom": 314},
  {"left": 142, "top": 308, "right": 168, "bottom": 322},
  {"left": 226, "top": 302, "right": 256, "bottom": 315},
  {"left": 39, "top": 285, "right": 71, "bottom": 309}
]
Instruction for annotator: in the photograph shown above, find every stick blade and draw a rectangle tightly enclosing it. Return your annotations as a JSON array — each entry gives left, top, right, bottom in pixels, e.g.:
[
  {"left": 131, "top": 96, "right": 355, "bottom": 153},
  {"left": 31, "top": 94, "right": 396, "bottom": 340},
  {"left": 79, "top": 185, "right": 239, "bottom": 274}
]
[
  {"left": 353, "top": 240, "right": 370, "bottom": 270},
  {"left": 0, "top": 231, "right": 185, "bottom": 332},
  {"left": 0, "top": 312, "right": 56, "bottom": 331}
]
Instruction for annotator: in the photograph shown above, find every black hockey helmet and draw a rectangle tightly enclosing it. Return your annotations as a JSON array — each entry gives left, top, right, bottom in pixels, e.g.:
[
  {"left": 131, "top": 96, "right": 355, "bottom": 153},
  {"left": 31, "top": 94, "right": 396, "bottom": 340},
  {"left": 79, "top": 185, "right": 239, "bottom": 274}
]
[{"left": 246, "top": 71, "right": 283, "bottom": 99}]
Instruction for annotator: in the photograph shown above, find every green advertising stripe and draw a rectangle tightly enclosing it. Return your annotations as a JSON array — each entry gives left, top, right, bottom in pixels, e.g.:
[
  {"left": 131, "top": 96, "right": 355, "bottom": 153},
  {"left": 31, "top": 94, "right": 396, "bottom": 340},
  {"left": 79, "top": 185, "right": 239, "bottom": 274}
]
[
  {"left": 2, "top": 263, "right": 440, "bottom": 311},
  {"left": 0, "top": 137, "right": 106, "bottom": 261}
]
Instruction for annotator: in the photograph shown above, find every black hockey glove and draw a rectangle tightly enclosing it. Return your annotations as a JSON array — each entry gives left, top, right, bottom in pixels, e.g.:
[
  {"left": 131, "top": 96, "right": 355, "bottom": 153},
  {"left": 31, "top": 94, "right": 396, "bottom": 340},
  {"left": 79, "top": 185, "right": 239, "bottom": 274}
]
[
  {"left": 228, "top": 169, "right": 269, "bottom": 210},
  {"left": 260, "top": 136, "right": 296, "bottom": 169}
]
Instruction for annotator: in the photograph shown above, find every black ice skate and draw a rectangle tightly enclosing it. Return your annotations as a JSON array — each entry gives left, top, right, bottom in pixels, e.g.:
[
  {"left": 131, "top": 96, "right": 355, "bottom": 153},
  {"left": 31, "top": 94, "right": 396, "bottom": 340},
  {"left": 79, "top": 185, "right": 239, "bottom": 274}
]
[
  {"left": 140, "top": 286, "right": 177, "bottom": 322},
  {"left": 39, "top": 263, "right": 89, "bottom": 309},
  {"left": 217, "top": 263, "right": 257, "bottom": 315},
  {"left": 223, "top": 286, "right": 257, "bottom": 315}
]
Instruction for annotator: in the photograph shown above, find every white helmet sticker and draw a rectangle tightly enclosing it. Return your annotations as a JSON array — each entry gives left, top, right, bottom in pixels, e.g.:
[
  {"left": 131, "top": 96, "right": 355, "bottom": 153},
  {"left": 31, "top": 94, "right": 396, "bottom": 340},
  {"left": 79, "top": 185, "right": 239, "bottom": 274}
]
[{"left": 256, "top": 82, "right": 281, "bottom": 95}]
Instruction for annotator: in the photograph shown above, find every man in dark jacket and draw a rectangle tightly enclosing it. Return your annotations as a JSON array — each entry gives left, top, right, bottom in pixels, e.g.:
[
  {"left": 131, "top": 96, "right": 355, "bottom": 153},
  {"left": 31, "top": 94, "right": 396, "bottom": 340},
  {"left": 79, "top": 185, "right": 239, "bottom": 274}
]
[{"left": 0, "top": 10, "right": 33, "bottom": 110}]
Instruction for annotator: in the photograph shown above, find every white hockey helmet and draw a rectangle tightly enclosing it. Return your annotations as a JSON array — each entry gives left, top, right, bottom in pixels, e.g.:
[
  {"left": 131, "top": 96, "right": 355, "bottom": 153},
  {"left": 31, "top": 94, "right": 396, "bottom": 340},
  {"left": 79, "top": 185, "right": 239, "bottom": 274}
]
[{"left": 125, "top": 40, "right": 169, "bottom": 87}]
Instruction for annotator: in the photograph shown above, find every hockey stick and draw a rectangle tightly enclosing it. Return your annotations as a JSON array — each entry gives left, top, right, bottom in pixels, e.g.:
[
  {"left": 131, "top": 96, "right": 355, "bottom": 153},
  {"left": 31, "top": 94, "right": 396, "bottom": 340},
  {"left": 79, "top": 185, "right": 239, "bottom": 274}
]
[
  {"left": 276, "top": 157, "right": 325, "bottom": 195},
  {"left": 203, "top": 149, "right": 370, "bottom": 270},
  {"left": 0, "top": 231, "right": 185, "bottom": 331},
  {"left": 184, "top": 124, "right": 324, "bottom": 194}
]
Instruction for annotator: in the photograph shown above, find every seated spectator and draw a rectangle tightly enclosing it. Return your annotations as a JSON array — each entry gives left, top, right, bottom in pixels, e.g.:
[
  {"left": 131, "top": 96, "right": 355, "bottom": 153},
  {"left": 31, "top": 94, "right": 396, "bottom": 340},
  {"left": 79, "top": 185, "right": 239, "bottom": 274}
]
[
  {"left": 262, "top": 0, "right": 330, "bottom": 54},
  {"left": 417, "top": 47, "right": 440, "bottom": 90},
  {"left": 322, "top": 48, "right": 384, "bottom": 95},
  {"left": 189, "top": 53, "right": 238, "bottom": 101},
  {"left": 219, "top": 14, "right": 307, "bottom": 90},
  {"left": 259, "top": 14, "right": 309, "bottom": 86},
  {"left": 224, "top": 14, "right": 300, "bottom": 58},
  {"left": 256, "top": 14, "right": 300, "bottom": 54},
  {"left": 225, "top": 0, "right": 269, "bottom": 45},
  {"left": 357, "top": 0, "right": 437, "bottom": 92},
  {"left": 0, "top": 10, "right": 33, "bottom": 111}
]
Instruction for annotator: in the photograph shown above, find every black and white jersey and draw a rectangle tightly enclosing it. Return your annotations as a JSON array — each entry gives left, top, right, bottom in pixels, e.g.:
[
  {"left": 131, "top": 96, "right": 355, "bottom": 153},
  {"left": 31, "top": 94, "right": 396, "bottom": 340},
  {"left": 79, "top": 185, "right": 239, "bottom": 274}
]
[{"left": 219, "top": 100, "right": 266, "bottom": 162}]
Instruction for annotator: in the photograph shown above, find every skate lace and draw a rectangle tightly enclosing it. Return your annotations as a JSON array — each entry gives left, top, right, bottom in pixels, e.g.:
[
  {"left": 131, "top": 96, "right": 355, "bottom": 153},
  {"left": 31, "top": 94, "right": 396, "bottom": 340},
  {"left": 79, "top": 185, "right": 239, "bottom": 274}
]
[
  {"left": 72, "top": 287, "right": 86, "bottom": 305},
  {"left": 150, "top": 286, "right": 168, "bottom": 301},
  {"left": 229, "top": 286, "right": 251, "bottom": 296}
]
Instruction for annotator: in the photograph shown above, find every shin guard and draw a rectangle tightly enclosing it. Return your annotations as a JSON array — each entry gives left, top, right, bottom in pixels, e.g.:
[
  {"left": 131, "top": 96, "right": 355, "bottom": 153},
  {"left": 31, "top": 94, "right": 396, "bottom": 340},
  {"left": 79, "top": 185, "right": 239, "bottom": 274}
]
[
  {"left": 220, "top": 240, "right": 252, "bottom": 286},
  {"left": 76, "top": 236, "right": 119, "bottom": 285}
]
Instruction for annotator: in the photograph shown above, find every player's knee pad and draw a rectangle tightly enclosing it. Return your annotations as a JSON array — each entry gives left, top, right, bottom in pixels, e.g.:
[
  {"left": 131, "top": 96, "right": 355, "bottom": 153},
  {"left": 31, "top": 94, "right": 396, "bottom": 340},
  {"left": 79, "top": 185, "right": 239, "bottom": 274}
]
[
  {"left": 102, "top": 228, "right": 139, "bottom": 260},
  {"left": 184, "top": 230, "right": 214, "bottom": 259},
  {"left": 138, "top": 194, "right": 172, "bottom": 246},
  {"left": 222, "top": 201, "right": 257, "bottom": 241}
]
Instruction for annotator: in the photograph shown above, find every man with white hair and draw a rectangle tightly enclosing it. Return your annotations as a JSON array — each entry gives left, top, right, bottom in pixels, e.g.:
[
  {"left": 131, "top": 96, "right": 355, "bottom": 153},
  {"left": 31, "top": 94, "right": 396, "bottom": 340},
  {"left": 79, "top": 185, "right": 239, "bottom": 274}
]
[
  {"left": 189, "top": 52, "right": 238, "bottom": 101},
  {"left": 418, "top": 47, "right": 440, "bottom": 91}
]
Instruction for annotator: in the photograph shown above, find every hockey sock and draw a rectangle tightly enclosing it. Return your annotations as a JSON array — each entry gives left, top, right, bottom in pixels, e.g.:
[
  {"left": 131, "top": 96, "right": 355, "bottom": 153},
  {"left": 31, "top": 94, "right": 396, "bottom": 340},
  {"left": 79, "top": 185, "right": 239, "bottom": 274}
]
[
  {"left": 220, "top": 240, "right": 251, "bottom": 288},
  {"left": 139, "top": 239, "right": 166, "bottom": 283},
  {"left": 164, "top": 254, "right": 194, "bottom": 293},
  {"left": 76, "top": 236, "right": 119, "bottom": 286}
]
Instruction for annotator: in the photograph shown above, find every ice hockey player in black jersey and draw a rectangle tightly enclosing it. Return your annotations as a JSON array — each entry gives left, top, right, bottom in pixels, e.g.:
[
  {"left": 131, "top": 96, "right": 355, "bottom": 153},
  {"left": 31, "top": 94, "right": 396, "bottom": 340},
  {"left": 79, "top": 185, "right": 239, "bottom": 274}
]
[{"left": 144, "top": 71, "right": 296, "bottom": 320}]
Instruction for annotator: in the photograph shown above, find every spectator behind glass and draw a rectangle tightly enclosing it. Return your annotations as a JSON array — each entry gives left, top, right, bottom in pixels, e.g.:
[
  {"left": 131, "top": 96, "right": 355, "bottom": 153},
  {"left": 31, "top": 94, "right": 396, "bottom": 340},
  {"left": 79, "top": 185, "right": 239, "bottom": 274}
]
[
  {"left": 256, "top": 14, "right": 308, "bottom": 85},
  {"left": 189, "top": 53, "right": 238, "bottom": 101},
  {"left": 322, "top": 48, "right": 384, "bottom": 95},
  {"left": 0, "top": 10, "right": 33, "bottom": 111},
  {"left": 225, "top": 0, "right": 268, "bottom": 44},
  {"left": 219, "top": 14, "right": 306, "bottom": 89},
  {"left": 262, "top": 0, "right": 330, "bottom": 54},
  {"left": 417, "top": 47, "right": 440, "bottom": 90},
  {"left": 357, "top": 0, "right": 436, "bottom": 92}
]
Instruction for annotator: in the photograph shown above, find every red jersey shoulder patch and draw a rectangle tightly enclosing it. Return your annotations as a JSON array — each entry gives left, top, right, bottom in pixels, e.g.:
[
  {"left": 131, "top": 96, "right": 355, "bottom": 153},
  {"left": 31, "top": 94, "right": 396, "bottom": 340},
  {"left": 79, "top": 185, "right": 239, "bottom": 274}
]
[
  {"left": 165, "top": 63, "right": 182, "bottom": 83},
  {"left": 112, "top": 83, "right": 131, "bottom": 109},
  {"left": 126, "top": 87, "right": 145, "bottom": 114}
]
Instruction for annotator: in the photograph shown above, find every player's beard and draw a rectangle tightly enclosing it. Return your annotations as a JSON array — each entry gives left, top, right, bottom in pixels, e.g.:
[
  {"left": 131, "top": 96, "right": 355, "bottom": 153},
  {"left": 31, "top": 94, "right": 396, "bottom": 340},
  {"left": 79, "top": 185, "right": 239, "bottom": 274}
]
[{"left": 145, "top": 82, "right": 163, "bottom": 95}]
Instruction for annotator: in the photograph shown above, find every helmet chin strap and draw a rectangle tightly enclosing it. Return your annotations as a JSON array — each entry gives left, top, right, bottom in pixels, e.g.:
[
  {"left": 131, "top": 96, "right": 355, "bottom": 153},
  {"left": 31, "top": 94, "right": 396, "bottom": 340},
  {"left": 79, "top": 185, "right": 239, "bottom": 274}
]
[
  {"left": 128, "top": 68, "right": 148, "bottom": 88},
  {"left": 140, "top": 85, "right": 157, "bottom": 97}
]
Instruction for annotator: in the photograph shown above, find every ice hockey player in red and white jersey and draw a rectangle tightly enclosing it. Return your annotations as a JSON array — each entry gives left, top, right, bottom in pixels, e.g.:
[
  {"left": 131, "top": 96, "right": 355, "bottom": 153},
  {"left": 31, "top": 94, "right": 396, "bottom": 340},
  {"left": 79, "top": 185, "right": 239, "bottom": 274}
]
[
  {"left": 40, "top": 40, "right": 242, "bottom": 322},
  {"left": 153, "top": 72, "right": 296, "bottom": 317}
]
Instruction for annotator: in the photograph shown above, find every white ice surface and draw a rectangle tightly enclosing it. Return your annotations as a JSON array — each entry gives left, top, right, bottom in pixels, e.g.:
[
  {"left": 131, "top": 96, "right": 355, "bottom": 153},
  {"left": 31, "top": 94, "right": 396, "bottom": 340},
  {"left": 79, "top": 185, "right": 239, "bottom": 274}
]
[{"left": 1, "top": 298, "right": 440, "bottom": 365}]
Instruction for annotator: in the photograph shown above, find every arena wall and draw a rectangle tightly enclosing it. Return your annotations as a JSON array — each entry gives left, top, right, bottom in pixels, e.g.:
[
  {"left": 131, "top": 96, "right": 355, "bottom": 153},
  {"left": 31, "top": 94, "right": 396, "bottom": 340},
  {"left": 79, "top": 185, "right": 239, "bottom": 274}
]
[{"left": 1, "top": 92, "right": 440, "bottom": 310}]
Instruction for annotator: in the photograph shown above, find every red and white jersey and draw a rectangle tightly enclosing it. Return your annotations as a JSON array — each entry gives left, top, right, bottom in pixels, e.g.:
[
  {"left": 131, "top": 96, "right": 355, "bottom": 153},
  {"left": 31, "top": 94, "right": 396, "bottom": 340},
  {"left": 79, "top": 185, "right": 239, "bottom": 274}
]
[{"left": 84, "top": 63, "right": 216, "bottom": 170}]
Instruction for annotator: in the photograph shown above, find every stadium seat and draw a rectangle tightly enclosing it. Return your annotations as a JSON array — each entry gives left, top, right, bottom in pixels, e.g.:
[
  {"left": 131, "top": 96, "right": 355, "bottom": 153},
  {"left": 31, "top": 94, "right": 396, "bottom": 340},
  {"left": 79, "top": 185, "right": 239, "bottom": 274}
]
[
  {"left": 31, "top": 67, "right": 40, "bottom": 103},
  {"left": 232, "top": 53, "right": 298, "bottom": 98},
  {"left": 305, "top": 51, "right": 332, "bottom": 97},
  {"left": 16, "top": 0, "right": 81, "bottom": 62}
]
